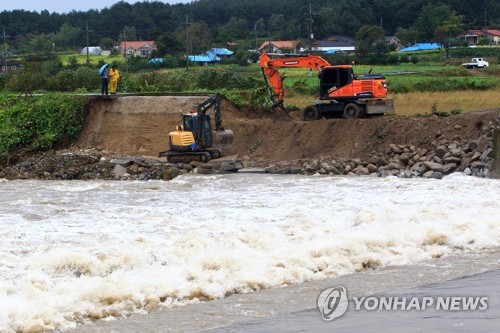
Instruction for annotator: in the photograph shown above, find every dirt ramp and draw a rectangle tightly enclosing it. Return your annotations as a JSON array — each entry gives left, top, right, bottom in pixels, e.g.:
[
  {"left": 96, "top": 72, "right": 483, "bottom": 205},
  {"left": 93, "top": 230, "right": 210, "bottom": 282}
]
[{"left": 77, "top": 95, "right": 215, "bottom": 156}]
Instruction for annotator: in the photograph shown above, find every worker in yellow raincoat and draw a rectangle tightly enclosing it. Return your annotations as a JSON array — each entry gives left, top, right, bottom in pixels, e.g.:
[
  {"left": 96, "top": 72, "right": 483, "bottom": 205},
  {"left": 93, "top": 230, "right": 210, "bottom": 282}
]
[{"left": 109, "top": 65, "right": 120, "bottom": 94}]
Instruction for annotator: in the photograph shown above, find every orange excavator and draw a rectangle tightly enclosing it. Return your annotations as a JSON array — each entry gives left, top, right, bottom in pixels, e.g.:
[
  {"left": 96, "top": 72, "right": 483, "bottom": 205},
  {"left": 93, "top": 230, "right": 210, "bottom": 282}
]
[{"left": 259, "top": 51, "right": 394, "bottom": 120}]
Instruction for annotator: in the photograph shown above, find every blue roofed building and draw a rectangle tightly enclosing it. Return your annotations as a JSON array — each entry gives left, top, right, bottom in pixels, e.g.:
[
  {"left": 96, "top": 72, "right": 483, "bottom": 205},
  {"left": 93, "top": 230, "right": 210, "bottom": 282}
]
[
  {"left": 207, "top": 48, "right": 234, "bottom": 59},
  {"left": 399, "top": 43, "right": 442, "bottom": 52},
  {"left": 149, "top": 58, "right": 165, "bottom": 64},
  {"left": 188, "top": 54, "right": 221, "bottom": 66},
  {"left": 188, "top": 47, "right": 233, "bottom": 66}
]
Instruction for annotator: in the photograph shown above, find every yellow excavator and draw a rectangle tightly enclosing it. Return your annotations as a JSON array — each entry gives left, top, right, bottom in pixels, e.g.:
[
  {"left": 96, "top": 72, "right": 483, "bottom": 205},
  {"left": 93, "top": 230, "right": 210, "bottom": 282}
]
[{"left": 159, "top": 94, "right": 234, "bottom": 163}]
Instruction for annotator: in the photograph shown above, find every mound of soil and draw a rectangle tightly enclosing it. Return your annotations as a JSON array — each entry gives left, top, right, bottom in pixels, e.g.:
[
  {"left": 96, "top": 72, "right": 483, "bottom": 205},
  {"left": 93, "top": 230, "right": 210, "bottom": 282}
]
[{"left": 76, "top": 95, "right": 499, "bottom": 163}]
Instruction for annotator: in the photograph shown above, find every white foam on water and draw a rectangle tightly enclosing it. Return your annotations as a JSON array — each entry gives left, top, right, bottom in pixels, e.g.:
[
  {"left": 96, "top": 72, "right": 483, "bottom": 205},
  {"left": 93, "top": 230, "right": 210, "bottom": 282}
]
[{"left": 0, "top": 174, "right": 498, "bottom": 332}]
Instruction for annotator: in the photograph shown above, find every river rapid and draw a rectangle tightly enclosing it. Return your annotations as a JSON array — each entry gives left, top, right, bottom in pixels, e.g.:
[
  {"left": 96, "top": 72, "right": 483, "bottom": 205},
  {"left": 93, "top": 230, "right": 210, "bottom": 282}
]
[{"left": 0, "top": 174, "right": 499, "bottom": 332}]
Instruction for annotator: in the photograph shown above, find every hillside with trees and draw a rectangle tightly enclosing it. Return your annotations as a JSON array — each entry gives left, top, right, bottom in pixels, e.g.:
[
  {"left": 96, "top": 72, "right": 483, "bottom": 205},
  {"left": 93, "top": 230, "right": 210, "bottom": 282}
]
[{"left": 0, "top": 0, "right": 498, "bottom": 56}]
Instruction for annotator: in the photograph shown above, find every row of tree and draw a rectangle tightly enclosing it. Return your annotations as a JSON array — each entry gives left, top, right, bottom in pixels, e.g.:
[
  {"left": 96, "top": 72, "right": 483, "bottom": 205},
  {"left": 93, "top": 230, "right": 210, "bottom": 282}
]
[{"left": 0, "top": 0, "right": 498, "bottom": 56}]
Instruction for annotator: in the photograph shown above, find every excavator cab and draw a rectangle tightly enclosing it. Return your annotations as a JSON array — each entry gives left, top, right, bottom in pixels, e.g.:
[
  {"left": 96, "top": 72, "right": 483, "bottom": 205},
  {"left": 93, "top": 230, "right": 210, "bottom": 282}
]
[
  {"left": 182, "top": 113, "right": 213, "bottom": 148},
  {"left": 319, "top": 67, "right": 354, "bottom": 98}
]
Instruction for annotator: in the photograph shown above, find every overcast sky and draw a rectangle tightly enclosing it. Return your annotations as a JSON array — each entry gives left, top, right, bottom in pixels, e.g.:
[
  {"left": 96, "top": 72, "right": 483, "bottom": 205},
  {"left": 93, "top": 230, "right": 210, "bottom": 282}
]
[{"left": 0, "top": 0, "right": 192, "bottom": 14}]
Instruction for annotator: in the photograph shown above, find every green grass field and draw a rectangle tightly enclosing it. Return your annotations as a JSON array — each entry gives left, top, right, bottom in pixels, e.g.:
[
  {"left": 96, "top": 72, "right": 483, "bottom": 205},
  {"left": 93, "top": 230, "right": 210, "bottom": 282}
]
[
  {"left": 42, "top": 52, "right": 500, "bottom": 116},
  {"left": 268, "top": 62, "right": 499, "bottom": 115},
  {"left": 59, "top": 54, "right": 126, "bottom": 67}
]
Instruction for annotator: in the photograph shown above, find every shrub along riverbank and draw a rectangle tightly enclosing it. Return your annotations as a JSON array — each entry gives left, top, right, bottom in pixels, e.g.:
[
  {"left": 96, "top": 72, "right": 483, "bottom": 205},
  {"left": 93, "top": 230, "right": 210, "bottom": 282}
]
[{"left": 0, "top": 94, "right": 87, "bottom": 163}]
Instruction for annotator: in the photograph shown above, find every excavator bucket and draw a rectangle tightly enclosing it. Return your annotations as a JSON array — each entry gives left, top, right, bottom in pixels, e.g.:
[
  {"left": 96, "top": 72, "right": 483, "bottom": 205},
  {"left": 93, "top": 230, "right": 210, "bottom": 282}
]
[
  {"left": 213, "top": 129, "right": 234, "bottom": 150},
  {"left": 272, "top": 101, "right": 292, "bottom": 121}
]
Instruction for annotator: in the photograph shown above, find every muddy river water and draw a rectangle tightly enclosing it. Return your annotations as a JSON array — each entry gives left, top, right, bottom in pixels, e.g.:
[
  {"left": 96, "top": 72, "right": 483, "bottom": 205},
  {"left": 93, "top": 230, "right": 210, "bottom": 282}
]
[{"left": 0, "top": 174, "right": 498, "bottom": 332}]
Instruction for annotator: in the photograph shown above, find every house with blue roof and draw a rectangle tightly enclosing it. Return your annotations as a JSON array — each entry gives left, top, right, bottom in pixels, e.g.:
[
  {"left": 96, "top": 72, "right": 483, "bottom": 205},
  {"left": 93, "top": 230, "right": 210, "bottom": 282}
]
[
  {"left": 399, "top": 43, "right": 441, "bottom": 52},
  {"left": 207, "top": 48, "right": 234, "bottom": 59},
  {"left": 188, "top": 54, "right": 221, "bottom": 66},
  {"left": 188, "top": 47, "right": 233, "bottom": 66}
]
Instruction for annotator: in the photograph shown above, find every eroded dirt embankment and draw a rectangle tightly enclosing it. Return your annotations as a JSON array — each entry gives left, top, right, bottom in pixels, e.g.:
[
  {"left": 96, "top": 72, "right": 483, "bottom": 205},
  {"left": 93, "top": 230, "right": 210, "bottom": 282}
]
[
  {"left": 76, "top": 95, "right": 498, "bottom": 163},
  {"left": 0, "top": 95, "right": 498, "bottom": 180}
]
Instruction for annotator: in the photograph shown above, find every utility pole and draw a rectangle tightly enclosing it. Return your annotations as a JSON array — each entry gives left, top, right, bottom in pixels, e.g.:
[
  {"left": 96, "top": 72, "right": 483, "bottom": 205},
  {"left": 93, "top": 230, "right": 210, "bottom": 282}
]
[
  {"left": 306, "top": 4, "right": 315, "bottom": 52},
  {"left": 85, "top": 20, "right": 90, "bottom": 66},
  {"left": 254, "top": 22, "right": 258, "bottom": 52},
  {"left": 120, "top": 31, "right": 128, "bottom": 73},
  {"left": 185, "top": 15, "right": 191, "bottom": 72},
  {"left": 2, "top": 28, "right": 9, "bottom": 75},
  {"left": 268, "top": 32, "right": 272, "bottom": 53}
]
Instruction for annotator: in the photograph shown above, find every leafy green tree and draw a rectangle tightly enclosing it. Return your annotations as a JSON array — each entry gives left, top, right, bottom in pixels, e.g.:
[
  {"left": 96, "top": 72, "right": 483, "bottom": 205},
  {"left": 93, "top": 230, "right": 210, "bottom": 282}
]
[
  {"left": 6, "top": 62, "right": 48, "bottom": 93},
  {"left": 72, "top": 67, "right": 102, "bottom": 91},
  {"left": 188, "top": 22, "right": 212, "bottom": 55},
  {"left": 122, "top": 26, "right": 137, "bottom": 41},
  {"left": 54, "top": 23, "right": 82, "bottom": 49},
  {"left": 434, "top": 10, "right": 463, "bottom": 57},
  {"left": 24, "top": 34, "right": 53, "bottom": 53},
  {"left": 395, "top": 26, "right": 420, "bottom": 46},
  {"left": 355, "top": 25, "right": 386, "bottom": 57},
  {"left": 415, "top": 3, "right": 455, "bottom": 41},
  {"left": 41, "top": 58, "right": 64, "bottom": 76},
  {"left": 268, "top": 14, "right": 285, "bottom": 37},
  {"left": 217, "top": 17, "right": 249, "bottom": 41},
  {"left": 255, "top": 18, "right": 266, "bottom": 34},
  {"left": 163, "top": 54, "right": 179, "bottom": 68},
  {"left": 100, "top": 37, "right": 116, "bottom": 51},
  {"left": 156, "top": 32, "right": 184, "bottom": 56},
  {"left": 478, "top": 37, "right": 489, "bottom": 46},
  {"left": 217, "top": 17, "right": 238, "bottom": 42},
  {"left": 67, "top": 56, "right": 79, "bottom": 69},
  {"left": 317, "top": 4, "right": 374, "bottom": 38}
]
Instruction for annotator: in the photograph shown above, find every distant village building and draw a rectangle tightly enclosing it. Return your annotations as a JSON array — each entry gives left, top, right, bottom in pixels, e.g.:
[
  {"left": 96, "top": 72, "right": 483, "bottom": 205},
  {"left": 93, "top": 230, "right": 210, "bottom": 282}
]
[
  {"left": 0, "top": 51, "right": 15, "bottom": 58},
  {"left": 207, "top": 48, "right": 234, "bottom": 59},
  {"left": 304, "top": 36, "right": 356, "bottom": 54},
  {"left": 258, "top": 41, "right": 300, "bottom": 54},
  {"left": 188, "top": 47, "right": 234, "bottom": 66},
  {"left": 188, "top": 54, "right": 219, "bottom": 66},
  {"left": 119, "top": 41, "right": 157, "bottom": 57},
  {"left": 458, "top": 30, "right": 500, "bottom": 45},
  {"left": 399, "top": 43, "right": 441, "bottom": 52},
  {"left": 0, "top": 60, "right": 24, "bottom": 74},
  {"left": 385, "top": 36, "right": 403, "bottom": 51},
  {"left": 80, "top": 46, "right": 102, "bottom": 55}
]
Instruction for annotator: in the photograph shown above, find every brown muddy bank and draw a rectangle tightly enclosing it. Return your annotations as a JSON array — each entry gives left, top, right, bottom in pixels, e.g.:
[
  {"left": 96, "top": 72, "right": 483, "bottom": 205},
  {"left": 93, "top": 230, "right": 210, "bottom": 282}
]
[{"left": 0, "top": 95, "right": 498, "bottom": 180}]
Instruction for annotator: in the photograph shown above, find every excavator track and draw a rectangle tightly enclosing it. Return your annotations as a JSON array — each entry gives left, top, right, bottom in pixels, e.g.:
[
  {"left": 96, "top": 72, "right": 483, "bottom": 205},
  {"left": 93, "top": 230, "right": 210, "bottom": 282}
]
[{"left": 161, "top": 150, "right": 222, "bottom": 164}]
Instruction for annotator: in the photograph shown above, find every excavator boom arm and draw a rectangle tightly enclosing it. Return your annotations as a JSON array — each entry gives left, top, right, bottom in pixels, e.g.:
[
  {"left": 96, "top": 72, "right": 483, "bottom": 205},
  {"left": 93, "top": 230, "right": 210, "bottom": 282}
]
[
  {"left": 259, "top": 52, "right": 331, "bottom": 104},
  {"left": 197, "top": 93, "right": 223, "bottom": 131}
]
